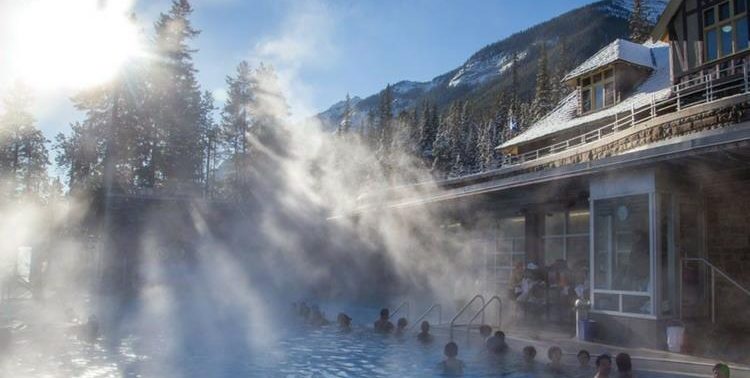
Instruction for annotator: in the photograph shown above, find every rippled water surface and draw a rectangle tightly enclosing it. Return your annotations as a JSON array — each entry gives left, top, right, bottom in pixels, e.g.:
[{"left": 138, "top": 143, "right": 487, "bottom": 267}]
[{"left": 0, "top": 303, "right": 692, "bottom": 377}]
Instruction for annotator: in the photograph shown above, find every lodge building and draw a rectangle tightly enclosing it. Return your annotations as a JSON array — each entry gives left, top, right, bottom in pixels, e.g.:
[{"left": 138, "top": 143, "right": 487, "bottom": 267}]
[{"left": 386, "top": 0, "right": 750, "bottom": 349}]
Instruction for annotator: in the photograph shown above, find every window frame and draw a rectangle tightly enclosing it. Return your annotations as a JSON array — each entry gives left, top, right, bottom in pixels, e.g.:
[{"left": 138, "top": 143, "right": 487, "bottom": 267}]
[
  {"left": 578, "top": 67, "right": 616, "bottom": 114},
  {"left": 542, "top": 209, "right": 590, "bottom": 267},
  {"left": 703, "top": 0, "right": 749, "bottom": 62}
]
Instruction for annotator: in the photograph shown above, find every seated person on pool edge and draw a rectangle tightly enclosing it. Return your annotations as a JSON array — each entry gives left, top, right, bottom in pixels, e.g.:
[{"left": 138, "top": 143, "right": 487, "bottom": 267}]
[
  {"left": 485, "top": 331, "right": 508, "bottom": 354},
  {"left": 374, "top": 308, "right": 394, "bottom": 333},
  {"left": 439, "top": 341, "right": 465, "bottom": 375},
  {"left": 417, "top": 321, "right": 434, "bottom": 343}
]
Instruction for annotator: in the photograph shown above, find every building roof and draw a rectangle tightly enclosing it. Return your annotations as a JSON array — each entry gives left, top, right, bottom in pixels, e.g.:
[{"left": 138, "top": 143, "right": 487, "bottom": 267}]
[
  {"left": 500, "top": 42, "right": 671, "bottom": 150},
  {"left": 651, "top": 0, "right": 683, "bottom": 41},
  {"left": 562, "top": 39, "right": 657, "bottom": 83}
]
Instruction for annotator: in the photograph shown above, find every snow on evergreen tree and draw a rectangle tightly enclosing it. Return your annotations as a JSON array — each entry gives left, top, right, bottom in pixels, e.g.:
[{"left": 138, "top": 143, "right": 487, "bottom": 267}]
[
  {"left": 532, "top": 43, "right": 554, "bottom": 122},
  {"left": 629, "top": 0, "right": 652, "bottom": 43},
  {"left": 374, "top": 84, "right": 394, "bottom": 166},
  {"left": 338, "top": 93, "right": 353, "bottom": 136},
  {"left": 0, "top": 83, "right": 49, "bottom": 197},
  {"left": 477, "top": 119, "right": 497, "bottom": 172}
]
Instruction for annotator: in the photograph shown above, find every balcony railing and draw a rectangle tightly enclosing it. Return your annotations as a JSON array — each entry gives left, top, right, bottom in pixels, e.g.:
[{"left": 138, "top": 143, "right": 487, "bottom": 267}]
[{"left": 502, "top": 61, "right": 750, "bottom": 167}]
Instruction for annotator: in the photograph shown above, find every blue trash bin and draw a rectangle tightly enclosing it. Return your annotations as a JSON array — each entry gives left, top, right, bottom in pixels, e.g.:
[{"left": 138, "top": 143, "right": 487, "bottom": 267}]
[{"left": 578, "top": 319, "right": 597, "bottom": 341}]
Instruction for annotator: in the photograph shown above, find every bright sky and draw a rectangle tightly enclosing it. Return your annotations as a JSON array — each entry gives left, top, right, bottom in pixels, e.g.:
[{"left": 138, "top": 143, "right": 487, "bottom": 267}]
[{"left": 0, "top": 0, "right": 595, "bottom": 151}]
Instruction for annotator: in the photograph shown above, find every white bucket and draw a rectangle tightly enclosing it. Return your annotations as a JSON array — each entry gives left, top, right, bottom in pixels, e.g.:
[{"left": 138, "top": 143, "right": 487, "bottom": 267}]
[{"left": 666, "top": 326, "right": 685, "bottom": 352}]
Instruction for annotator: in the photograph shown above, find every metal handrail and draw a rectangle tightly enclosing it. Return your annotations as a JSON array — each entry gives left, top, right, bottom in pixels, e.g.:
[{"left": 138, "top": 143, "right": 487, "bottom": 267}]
[
  {"left": 683, "top": 257, "right": 750, "bottom": 323},
  {"left": 502, "top": 60, "right": 750, "bottom": 167},
  {"left": 466, "top": 295, "right": 502, "bottom": 343},
  {"left": 390, "top": 301, "right": 410, "bottom": 320},
  {"left": 449, "top": 294, "right": 485, "bottom": 340},
  {"left": 410, "top": 304, "right": 442, "bottom": 330}
]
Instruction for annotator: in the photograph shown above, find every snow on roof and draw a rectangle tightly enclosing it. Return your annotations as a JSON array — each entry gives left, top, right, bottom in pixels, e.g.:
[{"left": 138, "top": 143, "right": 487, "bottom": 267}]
[
  {"left": 562, "top": 39, "right": 656, "bottom": 83},
  {"left": 501, "top": 42, "right": 670, "bottom": 149}
]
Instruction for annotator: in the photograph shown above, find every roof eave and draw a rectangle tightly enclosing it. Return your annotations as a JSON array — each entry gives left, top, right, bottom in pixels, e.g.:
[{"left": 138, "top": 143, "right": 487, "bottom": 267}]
[{"left": 651, "top": 0, "right": 683, "bottom": 42}]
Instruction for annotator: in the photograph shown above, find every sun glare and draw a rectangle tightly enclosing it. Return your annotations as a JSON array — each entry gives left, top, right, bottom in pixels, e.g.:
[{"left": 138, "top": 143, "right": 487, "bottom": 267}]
[{"left": 8, "top": 0, "right": 141, "bottom": 91}]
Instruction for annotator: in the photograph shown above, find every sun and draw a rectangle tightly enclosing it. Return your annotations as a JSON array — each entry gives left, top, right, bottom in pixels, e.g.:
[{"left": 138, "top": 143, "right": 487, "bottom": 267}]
[{"left": 7, "top": 0, "right": 142, "bottom": 91}]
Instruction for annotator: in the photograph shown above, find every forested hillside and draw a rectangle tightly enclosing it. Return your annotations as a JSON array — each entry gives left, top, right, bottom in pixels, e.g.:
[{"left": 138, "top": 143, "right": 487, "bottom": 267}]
[{"left": 318, "top": 0, "right": 666, "bottom": 178}]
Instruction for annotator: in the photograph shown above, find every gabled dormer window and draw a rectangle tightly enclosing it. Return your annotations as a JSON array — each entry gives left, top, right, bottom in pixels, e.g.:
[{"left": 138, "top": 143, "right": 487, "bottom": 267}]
[
  {"left": 704, "top": 0, "right": 748, "bottom": 61},
  {"left": 579, "top": 68, "right": 615, "bottom": 113}
]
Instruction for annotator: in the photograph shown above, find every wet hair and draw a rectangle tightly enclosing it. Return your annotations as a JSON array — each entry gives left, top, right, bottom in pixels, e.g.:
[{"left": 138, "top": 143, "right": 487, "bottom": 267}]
[
  {"left": 615, "top": 353, "right": 632, "bottom": 372},
  {"left": 577, "top": 350, "right": 591, "bottom": 359},
  {"left": 420, "top": 320, "right": 430, "bottom": 332},
  {"left": 444, "top": 342, "right": 459, "bottom": 358},
  {"left": 596, "top": 354, "right": 612, "bottom": 367},
  {"left": 548, "top": 346, "right": 563, "bottom": 361},
  {"left": 523, "top": 346, "right": 537, "bottom": 359},
  {"left": 397, "top": 317, "right": 408, "bottom": 328},
  {"left": 479, "top": 324, "right": 492, "bottom": 337},
  {"left": 379, "top": 308, "right": 389, "bottom": 318}
]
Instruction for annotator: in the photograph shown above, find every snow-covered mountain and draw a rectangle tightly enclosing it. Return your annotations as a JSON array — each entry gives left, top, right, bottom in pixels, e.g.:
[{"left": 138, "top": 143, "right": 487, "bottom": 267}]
[{"left": 316, "top": 0, "right": 667, "bottom": 132}]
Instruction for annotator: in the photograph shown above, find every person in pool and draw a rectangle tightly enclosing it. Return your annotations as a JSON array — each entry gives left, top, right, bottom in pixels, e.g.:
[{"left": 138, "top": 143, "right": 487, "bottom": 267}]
[
  {"left": 485, "top": 331, "right": 508, "bottom": 354},
  {"left": 479, "top": 325, "right": 492, "bottom": 339},
  {"left": 308, "top": 305, "right": 330, "bottom": 327},
  {"left": 595, "top": 354, "right": 613, "bottom": 378},
  {"left": 395, "top": 317, "right": 408, "bottom": 336},
  {"left": 577, "top": 350, "right": 591, "bottom": 368},
  {"left": 522, "top": 345, "right": 537, "bottom": 371},
  {"left": 439, "top": 341, "right": 465, "bottom": 376},
  {"left": 373, "top": 308, "right": 394, "bottom": 333},
  {"left": 337, "top": 313, "right": 352, "bottom": 332},
  {"left": 713, "top": 363, "right": 730, "bottom": 378},
  {"left": 615, "top": 353, "right": 633, "bottom": 378},
  {"left": 417, "top": 321, "right": 434, "bottom": 344},
  {"left": 547, "top": 346, "right": 564, "bottom": 372}
]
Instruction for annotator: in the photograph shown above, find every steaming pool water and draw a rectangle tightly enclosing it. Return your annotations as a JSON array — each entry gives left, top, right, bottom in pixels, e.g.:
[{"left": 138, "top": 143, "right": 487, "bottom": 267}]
[{"left": 1, "top": 302, "right": 695, "bottom": 378}]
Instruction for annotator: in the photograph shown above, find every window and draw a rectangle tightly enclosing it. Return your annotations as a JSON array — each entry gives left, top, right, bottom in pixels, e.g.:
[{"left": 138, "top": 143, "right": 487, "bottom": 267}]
[
  {"left": 592, "top": 195, "right": 652, "bottom": 315},
  {"left": 704, "top": 0, "right": 749, "bottom": 61},
  {"left": 579, "top": 68, "right": 616, "bottom": 113},
  {"left": 542, "top": 210, "right": 590, "bottom": 271},
  {"left": 486, "top": 217, "right": 525, "bottom": 289}
]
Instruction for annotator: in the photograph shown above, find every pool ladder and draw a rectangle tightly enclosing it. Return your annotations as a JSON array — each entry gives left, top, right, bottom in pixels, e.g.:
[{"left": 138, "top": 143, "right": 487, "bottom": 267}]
[{"left": 449, "top": 294, "right": 502, "bottom": 341}]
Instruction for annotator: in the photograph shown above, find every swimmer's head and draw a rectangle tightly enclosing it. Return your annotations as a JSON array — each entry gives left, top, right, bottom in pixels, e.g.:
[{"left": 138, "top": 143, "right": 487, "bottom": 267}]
[{"left": 444, "top": 342, "right": 458, "bottom": 358}]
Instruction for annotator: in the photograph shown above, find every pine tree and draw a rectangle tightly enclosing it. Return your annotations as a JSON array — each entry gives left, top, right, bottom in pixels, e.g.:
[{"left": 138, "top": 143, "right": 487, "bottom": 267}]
[
  {"left": 376, "top": 84, "right": 394, "bottom": 158},
  {"left": 199, "top": 90, "right": 218, "bottom": 198},
  {"left": 532, "top": 43, "right": 554, "bottom": 122},
  {"left": 338, "top": 93, "right": 353, "bottom": 136},
  {"left": 151, "top": 0, "right": 204, "bottom": 190},
  {"left": 220, "top": 60, "right": 254, "bottom": 196},
  {"left": 629, "top": 0, "right": 652, "bottom": 43},
  {"left": 0, "top": 84, "right": 49, "bottom": 197},
  {"left": 477, "top": 119, "right": 496, "bottom": 172}
]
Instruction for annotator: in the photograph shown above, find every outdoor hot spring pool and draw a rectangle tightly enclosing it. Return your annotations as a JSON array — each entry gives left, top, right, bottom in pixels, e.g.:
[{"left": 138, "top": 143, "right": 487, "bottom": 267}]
[{"left": 1, "top": 303, "right": 694, "bottom": 377}]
